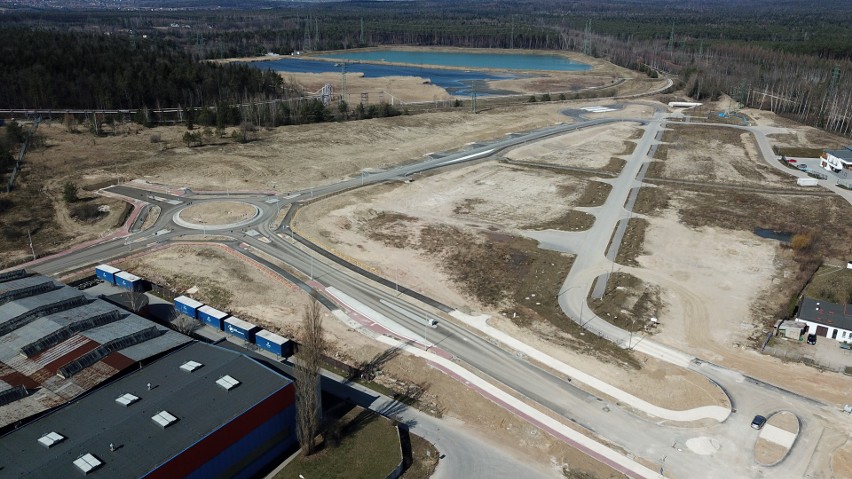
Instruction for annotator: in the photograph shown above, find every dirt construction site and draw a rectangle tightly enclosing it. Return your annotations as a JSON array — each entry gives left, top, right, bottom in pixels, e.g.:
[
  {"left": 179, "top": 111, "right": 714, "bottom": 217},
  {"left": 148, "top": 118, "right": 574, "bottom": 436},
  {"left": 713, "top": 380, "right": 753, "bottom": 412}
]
[{"left": 5, "top": 50, "right": 852, "bottom": 477}]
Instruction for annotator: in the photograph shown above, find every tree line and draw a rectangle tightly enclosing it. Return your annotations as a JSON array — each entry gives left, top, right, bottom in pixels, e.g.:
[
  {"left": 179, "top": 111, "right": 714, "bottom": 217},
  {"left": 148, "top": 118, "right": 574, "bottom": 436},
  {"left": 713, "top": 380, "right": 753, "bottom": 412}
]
[
  {"left": 0, "top": 29, "right": 285, "bottom": 110},
  {"left": 2, "top": 1, "right": 852, "bottom": 136}
]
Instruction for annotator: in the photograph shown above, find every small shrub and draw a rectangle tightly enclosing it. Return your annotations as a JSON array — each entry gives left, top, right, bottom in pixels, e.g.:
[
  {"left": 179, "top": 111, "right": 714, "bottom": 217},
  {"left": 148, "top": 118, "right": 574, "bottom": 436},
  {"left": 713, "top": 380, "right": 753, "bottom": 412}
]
[
  {"left": 71, "top": 203, "right": 105, "bottom": 222},
  {"left": 149, "top": 133, "right": 161, "bottom": 143},
  {"left": 528, "top": 95, "right": 537, "bottom": 103},
  {"left": 790, "top": 233, "right": 813, "bottom": 251},
  {"left": 63, "top": 182, "right": 78, "bottom": 203}
]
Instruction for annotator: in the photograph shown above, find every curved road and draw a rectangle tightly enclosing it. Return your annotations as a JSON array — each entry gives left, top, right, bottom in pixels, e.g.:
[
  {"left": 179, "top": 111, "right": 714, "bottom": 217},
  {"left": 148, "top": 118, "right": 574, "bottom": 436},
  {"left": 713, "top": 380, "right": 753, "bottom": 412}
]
[{"left": 20, "top": 108, "right": 840, "bottom": 479}]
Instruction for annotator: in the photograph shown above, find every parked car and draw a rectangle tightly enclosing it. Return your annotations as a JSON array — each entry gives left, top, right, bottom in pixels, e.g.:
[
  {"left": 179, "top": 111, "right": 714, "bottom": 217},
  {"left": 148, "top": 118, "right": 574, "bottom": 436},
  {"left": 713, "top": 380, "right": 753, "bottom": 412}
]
[
  {"left": 751, "top": 415, "right": 767, "bottom": 430},
  {"left": 797, "top": 163, "right": 809, "bottom": 171},
  {"left": 807, "top": 334, "right": 817, "bottom": 345}
]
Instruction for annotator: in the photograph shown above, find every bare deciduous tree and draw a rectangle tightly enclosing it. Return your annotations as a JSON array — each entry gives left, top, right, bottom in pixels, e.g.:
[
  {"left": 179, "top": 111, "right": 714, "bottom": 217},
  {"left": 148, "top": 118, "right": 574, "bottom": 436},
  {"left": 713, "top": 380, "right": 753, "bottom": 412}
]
[
  {"left": 172, "top": 314, "right": 201, "bottom": 335},
  {"left": 295, "top": 293, "right": 325, "bottom": 455}
]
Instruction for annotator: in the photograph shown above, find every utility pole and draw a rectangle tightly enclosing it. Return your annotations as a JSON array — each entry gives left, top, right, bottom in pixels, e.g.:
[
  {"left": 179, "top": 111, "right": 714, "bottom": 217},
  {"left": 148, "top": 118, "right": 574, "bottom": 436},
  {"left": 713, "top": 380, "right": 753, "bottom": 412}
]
[
  {"left": 471, "top": 83, "right": 477, "bottom": 113},
  {"left": 668, "top": 22, "right": 675, "bottom": 58}
]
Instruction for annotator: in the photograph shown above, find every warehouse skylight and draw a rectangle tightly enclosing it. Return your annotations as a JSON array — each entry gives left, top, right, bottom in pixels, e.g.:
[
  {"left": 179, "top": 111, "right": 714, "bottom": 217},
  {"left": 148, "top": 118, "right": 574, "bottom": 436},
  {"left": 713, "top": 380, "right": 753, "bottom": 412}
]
[
  {"left": 115, "top": 393, "right": 140, "bottom": 407},
  {"left": 179, "top": 360, "right": 203, "bottom": 373},
  {"left": 216, "top": 375, "right": 240, "bottom": 391},
  {"left": 73, "top": 453, "right": 102, "bottom": 474},
  {"left": 37, "top": 432, "right": 65, "bottom": 448},
  {"left": 151, "top": 410, "right": 178, "bottom": 428}
]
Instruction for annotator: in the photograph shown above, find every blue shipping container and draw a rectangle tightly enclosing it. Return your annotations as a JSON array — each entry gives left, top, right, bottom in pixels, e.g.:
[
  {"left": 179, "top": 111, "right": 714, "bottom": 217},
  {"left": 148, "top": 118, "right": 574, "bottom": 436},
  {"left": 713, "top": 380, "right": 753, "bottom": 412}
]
[
  {"left": 224, "top": 317, "right": 260, "bottom": 342},
  {"left": 95, "top": 264, "right": 121, "bottom": 285},
  {"left": 114, "top": 271, "right": 144, "bottom": 292},
  {"left": 255, "top": 329, "right": 292, "bottom": 357},
  {"left": 174, "top": 295, "right": 204, "bottom": 319},
  {"left": 197, "top": 305, "right": 228, "bottom": 330}
]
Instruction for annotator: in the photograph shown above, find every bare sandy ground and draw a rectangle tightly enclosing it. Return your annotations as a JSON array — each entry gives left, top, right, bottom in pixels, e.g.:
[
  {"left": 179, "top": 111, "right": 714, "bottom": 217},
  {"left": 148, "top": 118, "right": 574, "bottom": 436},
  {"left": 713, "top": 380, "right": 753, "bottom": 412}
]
[
  {"left": 831, "top": 440, "right": 852, "bottom": 479},
  {"left": 506, "top": 121, "right": 641, "bottom": 169},
  {"left": 279, "top": 71, "right": 453, "bottom": 103},
  {"left": 295, "top": 149, "right": 728, "bottom": 410},
  {"left": 631, "top": 207, "right": 852, "bottom": 405},
  {"left": 179, "top": 201, "right": 257, "bottom": 225},
  {"left": 296, "top": 161, "right": 591, "bottom": 307},
  {"left": 31, "top": 104, "right": 575, "bottom": 196},
  {"left": 657, "top": 126, "right": 789, "bottom": 185}
]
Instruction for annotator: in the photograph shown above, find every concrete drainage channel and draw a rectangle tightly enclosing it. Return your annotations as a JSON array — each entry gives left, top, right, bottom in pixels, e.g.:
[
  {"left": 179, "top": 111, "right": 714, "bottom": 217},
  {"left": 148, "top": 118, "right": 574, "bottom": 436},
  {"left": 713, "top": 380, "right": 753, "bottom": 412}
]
[{"left": 172, "top": 201, "right": 261, "bottom": 231}]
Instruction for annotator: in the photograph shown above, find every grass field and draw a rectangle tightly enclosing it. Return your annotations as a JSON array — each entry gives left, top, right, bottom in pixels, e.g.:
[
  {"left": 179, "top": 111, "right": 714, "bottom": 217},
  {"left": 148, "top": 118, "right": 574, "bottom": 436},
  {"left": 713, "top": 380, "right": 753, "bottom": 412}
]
[
  {"left": 276, "top": 407, "right": 401, "bottom": 479},
  {"left": 804, "top": 264, "right": 852, "bottom": 305}
]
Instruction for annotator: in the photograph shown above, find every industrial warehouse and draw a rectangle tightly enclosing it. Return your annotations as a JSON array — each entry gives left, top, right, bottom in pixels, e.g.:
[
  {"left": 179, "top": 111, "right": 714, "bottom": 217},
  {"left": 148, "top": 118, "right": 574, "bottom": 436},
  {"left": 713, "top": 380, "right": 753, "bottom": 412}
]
[
  {"left": 0, "top": 269, "right": 190, "bottom": 429},
  {"left": 0, "top": 342, "right": 296, "bottom": 478},
  {"left": 0, "top": 269, "right": 299, "bottom": 477}
]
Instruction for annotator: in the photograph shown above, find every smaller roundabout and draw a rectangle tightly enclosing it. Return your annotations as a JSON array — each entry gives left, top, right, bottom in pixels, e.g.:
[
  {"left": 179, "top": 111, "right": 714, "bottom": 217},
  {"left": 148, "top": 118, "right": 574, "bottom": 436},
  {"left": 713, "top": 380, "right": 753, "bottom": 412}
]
[{"left": 173, "top": 200, "right": 262, "bottom": 231}]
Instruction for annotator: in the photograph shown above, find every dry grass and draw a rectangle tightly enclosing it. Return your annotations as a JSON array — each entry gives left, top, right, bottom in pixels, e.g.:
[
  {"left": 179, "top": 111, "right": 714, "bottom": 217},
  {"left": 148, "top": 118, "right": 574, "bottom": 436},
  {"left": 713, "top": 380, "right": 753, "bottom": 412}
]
[
  {"left": 588, "top": 272, "right": 662, "bottom": 334},
  {"left": 527, "top": 210, "right": 596, "bottom": 232},
  {"left": 631, "top": 186, "right": 669, "bottom": 216},
  {"left": 615, "top": 218, "right": 648, "bottom": 266},
  {"left": 574, "top": 181, "right": 613, "bottom": 207},
  {"left": 804, "top": 265, "right": 852, "bottom": 305}
]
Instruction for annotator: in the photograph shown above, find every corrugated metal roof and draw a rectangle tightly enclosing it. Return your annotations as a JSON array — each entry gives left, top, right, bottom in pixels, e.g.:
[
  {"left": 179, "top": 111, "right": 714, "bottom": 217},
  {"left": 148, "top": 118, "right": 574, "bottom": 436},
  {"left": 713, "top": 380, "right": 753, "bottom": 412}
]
[
  {"left": 0, "top": 275, "right": 55, "bottom": 297},
  {"left": 0, "top": 342, "right": 293, "bottom": 478},
  {"left": 0, "top": 277, "right": 191, "bottom": 429}
]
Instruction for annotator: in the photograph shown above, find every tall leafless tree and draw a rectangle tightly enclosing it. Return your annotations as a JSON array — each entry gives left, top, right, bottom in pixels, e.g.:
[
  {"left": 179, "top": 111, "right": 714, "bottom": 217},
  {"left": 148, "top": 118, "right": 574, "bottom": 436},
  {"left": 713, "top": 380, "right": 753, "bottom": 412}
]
[{"left": 295, "top": 293, "right": 325, "bottom": 455}]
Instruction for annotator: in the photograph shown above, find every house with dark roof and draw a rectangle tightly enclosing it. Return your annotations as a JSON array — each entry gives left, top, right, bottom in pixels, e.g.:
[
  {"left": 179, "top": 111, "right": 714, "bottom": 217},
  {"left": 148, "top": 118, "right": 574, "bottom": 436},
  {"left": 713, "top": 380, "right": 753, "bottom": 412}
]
[
  {"left": 795, "top": 297, "right": 852, "bottom": 343},
  {"left": 0, "top": 341, "right": 296, "bottom": 478}
]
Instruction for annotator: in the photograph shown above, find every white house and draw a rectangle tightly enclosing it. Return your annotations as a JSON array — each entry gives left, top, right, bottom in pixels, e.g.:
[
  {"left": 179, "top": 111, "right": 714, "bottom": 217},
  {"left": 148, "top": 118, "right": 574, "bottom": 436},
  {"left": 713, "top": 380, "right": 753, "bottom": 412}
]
[
  {"left": 821, "top": 146, "right": 852, "bottom": 173},
  {"left": 796, "top": 297, "right": 852, "bottom": 343}
]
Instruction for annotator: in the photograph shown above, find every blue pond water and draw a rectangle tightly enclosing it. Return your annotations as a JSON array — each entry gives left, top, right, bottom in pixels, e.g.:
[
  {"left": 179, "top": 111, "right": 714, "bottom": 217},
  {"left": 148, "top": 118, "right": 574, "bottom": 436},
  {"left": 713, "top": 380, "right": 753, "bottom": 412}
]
[
  {"left": 315, "top": 50, "right": 591, "bottom": 72},
  {"left": 248, "top": 57, "right": 514, "bottom": 96},
  {"left": 753, "top": 228, "right": 792, "bottom": 242},
  {"left": 249, "top": 50, "right": 589, "bottom": 96}
]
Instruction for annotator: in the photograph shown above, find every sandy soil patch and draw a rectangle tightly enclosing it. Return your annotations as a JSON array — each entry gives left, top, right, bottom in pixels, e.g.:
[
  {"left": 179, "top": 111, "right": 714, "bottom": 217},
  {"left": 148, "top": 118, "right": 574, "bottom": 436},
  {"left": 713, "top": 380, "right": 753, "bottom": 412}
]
[
  {"left": 140, "top": 205, "right": 161, "bottom": 230},
  {"left": 631, "top": 208, "right": 777, "bottom": 358},
  {"left": 295, "top": 161, "right": 589, "bottom": 306},
  {"left": 831, "top": 441, "right": 852, "bottom": 479},
  {"left": 632, "top": 205, "right": 852, "bottom": 405},
  {"left": 754, "top": 439, "right": 789, "bottom": 466},
  {"left": 654, "top": 125, "right": 787, "bottom": 185},
  {"left": 178, "top": 201, "right": 258, "bottom": 226},
  {"left": 278, "top": 71, "right": 454, "bottom": 103},
  {"left": 505, "top": 122, "right": 642, "bottom": 169},
  {"left": 768, "top": 410, "right": 800, "bottom": 434}
]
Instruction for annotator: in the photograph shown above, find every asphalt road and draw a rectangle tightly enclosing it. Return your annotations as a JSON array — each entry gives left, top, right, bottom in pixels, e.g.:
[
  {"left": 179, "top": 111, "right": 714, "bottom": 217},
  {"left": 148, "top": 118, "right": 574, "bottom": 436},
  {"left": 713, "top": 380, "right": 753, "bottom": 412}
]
[{"left": 23, "top": 109, "right": 841, "bottom": 479}]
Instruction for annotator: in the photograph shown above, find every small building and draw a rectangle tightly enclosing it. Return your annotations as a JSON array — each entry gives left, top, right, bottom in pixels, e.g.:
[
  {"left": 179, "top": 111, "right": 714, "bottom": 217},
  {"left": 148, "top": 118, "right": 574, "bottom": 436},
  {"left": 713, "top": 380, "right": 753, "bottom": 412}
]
[
  {"left": 224, "top": 316, "right": 260, "bottom": 343},
  {"left": 777, "top": 320, "right": 807, "bottom": 340},
  {"left": 95, "top": 264, "right": 122, "bottom": 285},
  {"left": 796, "top": 297, "right": 852, "bottom": 342},
  {"left": 821, "top": 147, "right": 852, "bottom": 173},
  {"left": 174, "top": 295, "right": 204, "bottom": 319},
  {"left": 197, "top": 305, "right": 228, "bottom": 330},
  {"left": 114, "top": 271, "right": 145, "bottom": 292}
]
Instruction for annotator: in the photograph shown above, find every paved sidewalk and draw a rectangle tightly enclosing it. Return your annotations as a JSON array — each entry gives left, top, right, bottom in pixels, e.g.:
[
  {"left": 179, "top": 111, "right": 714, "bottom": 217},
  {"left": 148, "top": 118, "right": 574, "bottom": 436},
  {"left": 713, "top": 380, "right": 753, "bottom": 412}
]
[{"left": 450, "top": 311, "right": 730, "bottom": 422}]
